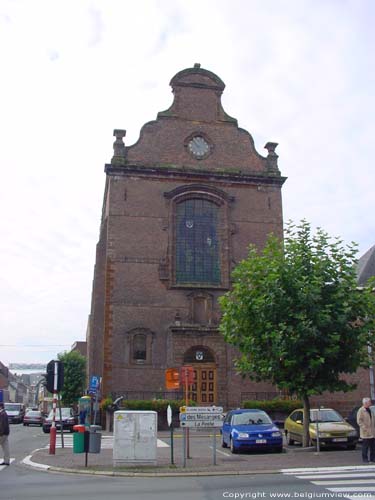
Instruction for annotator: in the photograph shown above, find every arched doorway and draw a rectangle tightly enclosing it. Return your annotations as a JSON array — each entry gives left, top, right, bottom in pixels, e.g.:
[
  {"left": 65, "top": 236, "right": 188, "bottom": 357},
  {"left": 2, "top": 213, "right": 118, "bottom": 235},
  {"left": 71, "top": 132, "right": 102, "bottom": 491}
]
[{"left": 183, "top": 346, "right": 217, "bottom": 405}]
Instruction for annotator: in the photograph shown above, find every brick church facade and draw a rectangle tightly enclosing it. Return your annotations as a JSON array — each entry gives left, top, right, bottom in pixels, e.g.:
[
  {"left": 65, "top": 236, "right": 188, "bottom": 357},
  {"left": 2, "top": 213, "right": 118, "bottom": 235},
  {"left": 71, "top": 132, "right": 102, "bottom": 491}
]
[
  {"left": 86, "top": 64, "right": 286, "bottom": 408},
  {"left": 86, "top": 64, "right": 371, "bottom": 411}
]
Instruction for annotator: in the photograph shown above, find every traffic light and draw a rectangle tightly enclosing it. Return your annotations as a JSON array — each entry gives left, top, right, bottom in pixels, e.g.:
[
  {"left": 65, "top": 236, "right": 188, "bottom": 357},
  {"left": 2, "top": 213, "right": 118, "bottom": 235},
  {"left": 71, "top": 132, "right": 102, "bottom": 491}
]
[{"left": 46, "top": 360, "right": 64, "bottom": 393}]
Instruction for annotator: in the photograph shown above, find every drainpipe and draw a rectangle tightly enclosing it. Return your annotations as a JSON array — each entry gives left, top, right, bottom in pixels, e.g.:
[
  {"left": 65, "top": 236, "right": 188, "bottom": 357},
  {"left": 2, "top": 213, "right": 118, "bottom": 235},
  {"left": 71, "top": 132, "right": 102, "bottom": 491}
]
[{"left": 368, "top": 344, "right": 375, "bottom": 401}]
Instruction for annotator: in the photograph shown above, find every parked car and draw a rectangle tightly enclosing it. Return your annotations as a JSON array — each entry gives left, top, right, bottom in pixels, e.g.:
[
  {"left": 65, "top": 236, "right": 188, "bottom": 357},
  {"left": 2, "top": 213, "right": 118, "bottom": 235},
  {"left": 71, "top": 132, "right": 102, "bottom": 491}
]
[
  {"left": 284, "top": 408, "right": 357, "bottom": 449},
  {"left": 4, "top": 402, "right": 25, "bottom": 423},
  {"left": 23, "top": 409, "right": 44, "bottom": 426},
  {"left": 221, "top": 408, "right": 283, "bottom": 454},
  {"left": 42, "top": 407, "right": 78, "bottom": 433},
  {"left": 346, "top": 405, "right": 375, "bottom": 439}
]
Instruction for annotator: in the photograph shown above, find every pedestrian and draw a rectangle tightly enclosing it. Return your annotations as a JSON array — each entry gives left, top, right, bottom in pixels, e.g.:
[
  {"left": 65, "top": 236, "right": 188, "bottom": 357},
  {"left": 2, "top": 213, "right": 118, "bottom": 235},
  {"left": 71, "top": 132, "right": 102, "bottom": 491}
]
[
  {"left": 357, "top": 397, "right": 375, "bottom": 463},
  {"left": 0, "top": 402, "right": 10, "bottom": 466},
  {"left": 79, "top": 408, "right": 87, "bottom": 425}
]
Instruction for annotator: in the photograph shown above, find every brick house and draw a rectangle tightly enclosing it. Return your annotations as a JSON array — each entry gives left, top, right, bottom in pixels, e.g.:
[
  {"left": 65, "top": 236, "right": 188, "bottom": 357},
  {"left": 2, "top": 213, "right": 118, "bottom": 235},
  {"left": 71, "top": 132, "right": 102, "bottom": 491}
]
[{"left": 86, "top": 64, "right": 287, "bottom": 409}]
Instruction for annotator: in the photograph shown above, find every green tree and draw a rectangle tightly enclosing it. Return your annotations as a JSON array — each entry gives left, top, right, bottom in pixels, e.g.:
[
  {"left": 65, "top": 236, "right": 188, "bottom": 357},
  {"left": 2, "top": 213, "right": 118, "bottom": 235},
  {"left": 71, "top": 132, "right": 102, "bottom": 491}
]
[
  {"left": 219, "top": 221, "right": 375, "bottom": 446},
  {"left": 57, "top": 350, "right": 86, "bottom": 407}
]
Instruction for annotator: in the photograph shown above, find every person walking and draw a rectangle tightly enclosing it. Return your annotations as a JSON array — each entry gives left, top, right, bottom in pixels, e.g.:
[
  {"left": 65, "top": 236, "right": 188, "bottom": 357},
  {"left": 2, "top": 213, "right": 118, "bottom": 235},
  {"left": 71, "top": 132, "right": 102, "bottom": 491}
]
[
  {"left": 357, "top": 397, "right": 375, "bottom": 463},
  {"left": 0, "top": 402, "right": 10, "bottom": 465}
]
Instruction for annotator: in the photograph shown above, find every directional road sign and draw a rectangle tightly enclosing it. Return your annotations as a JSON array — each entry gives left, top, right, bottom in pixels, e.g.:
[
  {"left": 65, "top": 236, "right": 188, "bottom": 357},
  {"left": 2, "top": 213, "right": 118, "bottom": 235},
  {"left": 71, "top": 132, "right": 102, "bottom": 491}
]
[{"left": 179, "top": 406, "right": 223, "bottom": 428}]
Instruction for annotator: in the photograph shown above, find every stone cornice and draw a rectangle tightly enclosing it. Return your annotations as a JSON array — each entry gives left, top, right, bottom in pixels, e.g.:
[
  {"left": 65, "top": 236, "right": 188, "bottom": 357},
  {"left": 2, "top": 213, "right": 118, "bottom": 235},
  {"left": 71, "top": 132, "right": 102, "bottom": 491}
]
[{"left": 104, "top": 163, "right": 287, "bottom": 187}]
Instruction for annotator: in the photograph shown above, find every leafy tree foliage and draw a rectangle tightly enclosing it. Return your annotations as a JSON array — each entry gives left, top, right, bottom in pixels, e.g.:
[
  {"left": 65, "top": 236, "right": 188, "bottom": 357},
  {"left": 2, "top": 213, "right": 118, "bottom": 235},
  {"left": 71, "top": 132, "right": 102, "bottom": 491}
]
[
  {"left": 220, "top": 221, "right": 375, "bottom": 446},
  {"left": 57, "top": 350, "right": 86, "bottom": 407}
]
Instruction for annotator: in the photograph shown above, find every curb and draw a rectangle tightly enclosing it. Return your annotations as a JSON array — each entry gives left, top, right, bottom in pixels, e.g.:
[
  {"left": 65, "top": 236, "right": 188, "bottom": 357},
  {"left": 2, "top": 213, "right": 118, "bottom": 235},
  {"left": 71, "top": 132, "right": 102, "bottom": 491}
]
[{"left": 22, "top": 452, "right": 375, "bottom": 478}]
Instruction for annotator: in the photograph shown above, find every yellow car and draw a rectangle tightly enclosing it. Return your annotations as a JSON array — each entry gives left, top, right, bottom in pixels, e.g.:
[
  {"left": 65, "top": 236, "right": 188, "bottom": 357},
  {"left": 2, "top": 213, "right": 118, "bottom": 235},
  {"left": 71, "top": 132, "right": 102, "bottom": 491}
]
[{"left": 284, "top": 408, "right": 358, "bottom": 450}]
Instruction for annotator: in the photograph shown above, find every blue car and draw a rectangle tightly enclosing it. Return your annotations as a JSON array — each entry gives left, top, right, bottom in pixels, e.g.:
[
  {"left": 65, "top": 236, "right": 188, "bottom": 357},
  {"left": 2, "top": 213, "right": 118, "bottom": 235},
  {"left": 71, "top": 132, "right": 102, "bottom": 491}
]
[{"left": 221, "top": 409, "right": 283, "bottom": 454}]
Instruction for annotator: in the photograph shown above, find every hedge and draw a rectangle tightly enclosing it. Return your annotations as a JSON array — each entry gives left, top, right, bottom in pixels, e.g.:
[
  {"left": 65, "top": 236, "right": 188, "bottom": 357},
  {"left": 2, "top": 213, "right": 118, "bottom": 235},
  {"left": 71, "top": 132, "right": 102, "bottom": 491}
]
[
  {"left": 103, "top": 399, "right": 195, "bottom": 413},
  {"left": 243, "top": 399, "right": 302, "bottom": 413}
]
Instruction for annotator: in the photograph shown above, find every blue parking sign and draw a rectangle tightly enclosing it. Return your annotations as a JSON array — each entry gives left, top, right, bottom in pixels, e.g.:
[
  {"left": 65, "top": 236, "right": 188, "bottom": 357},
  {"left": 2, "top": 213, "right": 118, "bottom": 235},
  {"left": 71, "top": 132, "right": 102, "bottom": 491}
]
[{"left": 89, "top": 375, "right": 100, "bottom": 393}]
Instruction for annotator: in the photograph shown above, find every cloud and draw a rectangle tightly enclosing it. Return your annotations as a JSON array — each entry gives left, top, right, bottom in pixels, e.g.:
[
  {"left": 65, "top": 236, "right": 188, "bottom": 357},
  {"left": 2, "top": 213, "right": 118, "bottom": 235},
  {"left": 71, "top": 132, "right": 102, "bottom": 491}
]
[{"left": 0, "top": 0, "right": 373, "bottom": 364}]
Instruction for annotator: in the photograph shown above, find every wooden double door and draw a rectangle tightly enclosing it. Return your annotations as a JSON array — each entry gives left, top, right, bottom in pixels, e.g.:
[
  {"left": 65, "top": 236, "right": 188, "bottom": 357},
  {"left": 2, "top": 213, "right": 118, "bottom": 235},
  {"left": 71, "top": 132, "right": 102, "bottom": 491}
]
[{"left": 190, "top": 364, "right": 217, "bottom": 405}]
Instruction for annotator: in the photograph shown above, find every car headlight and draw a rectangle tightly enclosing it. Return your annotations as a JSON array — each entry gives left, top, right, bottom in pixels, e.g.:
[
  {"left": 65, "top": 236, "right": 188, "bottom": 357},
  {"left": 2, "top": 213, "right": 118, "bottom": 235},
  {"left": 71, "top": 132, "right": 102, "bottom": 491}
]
[
  {"left": 237, "top": 432, "right": 249, "bottom": 439},
  {"left": 318, "top": 432, "right": 330, "bottom": 438},
  {"left": 272, "top": 432, "right": 281, "bottom": 437}
]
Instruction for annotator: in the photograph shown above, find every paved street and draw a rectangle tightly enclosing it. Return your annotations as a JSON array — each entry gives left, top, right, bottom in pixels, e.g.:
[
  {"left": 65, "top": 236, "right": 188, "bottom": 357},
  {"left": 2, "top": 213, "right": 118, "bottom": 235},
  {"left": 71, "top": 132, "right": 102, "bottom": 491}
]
[{"left": 3, "top": 464, "right": 375, "bottom": 500}]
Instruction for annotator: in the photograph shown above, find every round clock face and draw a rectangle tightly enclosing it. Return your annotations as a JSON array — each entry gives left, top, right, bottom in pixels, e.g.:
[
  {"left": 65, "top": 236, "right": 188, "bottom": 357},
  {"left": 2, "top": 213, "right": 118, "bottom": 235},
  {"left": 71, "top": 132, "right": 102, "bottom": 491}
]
[{"left": 188, "top": 136, "right": 210, "bottom": 159}]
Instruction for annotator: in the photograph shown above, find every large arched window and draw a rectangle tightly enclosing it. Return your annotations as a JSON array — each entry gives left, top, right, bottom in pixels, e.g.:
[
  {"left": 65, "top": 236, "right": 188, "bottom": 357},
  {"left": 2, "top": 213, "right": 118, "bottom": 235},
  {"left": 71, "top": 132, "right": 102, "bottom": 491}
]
[
  {"left": 176, "top": 199, "right": 220, "bottom": 285},
  {"left": 162, "top": 184, "right": 233, "bottom": 289}
]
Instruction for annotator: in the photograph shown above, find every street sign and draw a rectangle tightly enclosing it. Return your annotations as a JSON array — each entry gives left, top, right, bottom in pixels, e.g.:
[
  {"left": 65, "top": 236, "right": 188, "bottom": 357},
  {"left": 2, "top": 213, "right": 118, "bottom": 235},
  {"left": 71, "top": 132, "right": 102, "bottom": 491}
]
[
  {"left": 89, "top": 375, "right": 100, "bottom": 394},
  {"left": 180, "top": 366, "right": 194, "bottom": 385},
  {"left": 165, "top": 368, "right": 180, "bottom": 390},
  {"left": 179, "top": 406, "right": 223, "bottom": 428},
  {"left": 180, "top": 406, "right": 223, "bottom": 413},
  {"left": 167, "top": 404, "right": 172, "bottom": 427}
]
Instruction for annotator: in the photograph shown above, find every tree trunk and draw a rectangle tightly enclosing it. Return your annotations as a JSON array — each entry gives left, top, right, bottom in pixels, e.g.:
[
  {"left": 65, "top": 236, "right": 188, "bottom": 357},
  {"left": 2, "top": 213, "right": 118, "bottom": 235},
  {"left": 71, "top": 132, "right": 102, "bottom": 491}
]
[{"left": 302, "top": 394, "right": 311, "bottom": 447}]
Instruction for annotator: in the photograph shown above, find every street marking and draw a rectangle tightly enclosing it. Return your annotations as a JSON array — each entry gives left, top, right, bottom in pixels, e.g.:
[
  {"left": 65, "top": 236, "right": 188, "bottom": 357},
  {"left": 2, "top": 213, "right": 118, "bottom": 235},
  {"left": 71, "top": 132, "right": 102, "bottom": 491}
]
[
  {"left": 208, "top": 446, "right": 231, "bottom": 456},
  {"left": 286, "top": 468, "right": 375, "bottom": 500},
  {"left": 346, "top": 497, "right": 375, "bottom": 500},
  {"left": 312, "top": 479, "right": 375, "bottom": 485},
  {"left": 157, "top": 439, "right": 169, "bottom": 448},
  {"left": 283, "top": 465, "right": 375, "bottom": 474},
  {"left": 50, "top": 435, "right": 170, "bottom": 449},
  {"left": 0, "top": 458, "right": 15, "bottom": 470},
  {"left": 296, "top": 473, "right": 375, "bottom": 479},
  {"left": 22, "top": 454, "right": 49, "bottom": 470},
  {"left": 328, "top": 487, "right": 375, "bottom": 492}
]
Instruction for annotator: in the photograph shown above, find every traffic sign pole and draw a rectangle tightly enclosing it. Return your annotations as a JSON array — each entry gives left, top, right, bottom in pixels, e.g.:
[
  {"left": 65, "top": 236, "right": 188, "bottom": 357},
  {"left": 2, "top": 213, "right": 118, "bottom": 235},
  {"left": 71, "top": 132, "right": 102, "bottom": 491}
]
[
  {"left": 213, "top": 430, "right": 216, "bottom": 465},
  {"left": 184, "top": 370, "right": 191, "bottom": 458},
  {"left": 167, "top": 404, "right": 174, "bottom": 465},
  {"left": 182, "top": 426, "right": 186, "bottom": 468},
  {"left": 49, "top": 360, "right": 58, "bottom": 455}
]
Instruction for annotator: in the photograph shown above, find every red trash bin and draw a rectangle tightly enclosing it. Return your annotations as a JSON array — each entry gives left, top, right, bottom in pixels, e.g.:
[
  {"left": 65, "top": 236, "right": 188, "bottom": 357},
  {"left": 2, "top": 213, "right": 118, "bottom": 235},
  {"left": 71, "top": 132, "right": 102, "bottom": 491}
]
[{"left": 73, "top": 424, "right": 85, "bottom": 433}]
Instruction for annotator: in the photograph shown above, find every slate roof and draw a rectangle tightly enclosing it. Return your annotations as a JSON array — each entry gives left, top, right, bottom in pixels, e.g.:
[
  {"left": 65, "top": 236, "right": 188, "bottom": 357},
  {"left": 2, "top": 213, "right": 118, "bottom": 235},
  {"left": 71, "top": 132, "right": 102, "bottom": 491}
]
[{"left": 357, "top": 244, "right": 375, "bottom": 285}]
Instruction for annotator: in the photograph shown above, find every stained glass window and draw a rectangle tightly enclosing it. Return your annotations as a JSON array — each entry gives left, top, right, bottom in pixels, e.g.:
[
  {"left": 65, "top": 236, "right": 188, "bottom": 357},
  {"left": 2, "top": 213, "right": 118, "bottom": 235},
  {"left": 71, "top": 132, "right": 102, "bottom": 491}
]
[{"left": 176, "top": 199, "right": 221, "bottom": 284}]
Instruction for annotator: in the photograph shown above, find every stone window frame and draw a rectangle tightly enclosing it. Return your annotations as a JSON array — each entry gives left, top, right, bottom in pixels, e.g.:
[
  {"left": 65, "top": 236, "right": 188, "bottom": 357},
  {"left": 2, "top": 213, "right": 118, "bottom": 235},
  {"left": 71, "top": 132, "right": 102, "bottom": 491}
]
[
  {"left": 125, "top": 328, "right": 154, "bottom": 366},
  {"left": 163, "top": 184, "right": 233, "bottom": 290},
  {"left": 187, "top": 290, "right": 214, "bottom": 325}
]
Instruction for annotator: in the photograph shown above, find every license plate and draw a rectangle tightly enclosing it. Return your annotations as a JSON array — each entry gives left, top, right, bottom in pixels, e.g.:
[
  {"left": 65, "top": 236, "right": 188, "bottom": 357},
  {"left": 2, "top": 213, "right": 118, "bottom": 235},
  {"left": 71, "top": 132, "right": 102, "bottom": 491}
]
[
  {"left": 332, "top": 438, "right": 347, "bottom": 442},
  {"left": 256, "top": 439, "right": 267, "bottom": 444}
]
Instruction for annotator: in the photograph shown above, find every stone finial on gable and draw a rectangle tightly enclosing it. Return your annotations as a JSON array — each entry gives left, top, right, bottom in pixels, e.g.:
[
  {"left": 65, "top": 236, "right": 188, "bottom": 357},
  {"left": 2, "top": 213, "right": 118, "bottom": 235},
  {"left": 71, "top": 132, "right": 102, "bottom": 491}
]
[
  {"left": 111, "top": 129, "right": 126, "bottom": 164},
  {"left": 264, "top": 142, "right": 280, "bottom": 174}
]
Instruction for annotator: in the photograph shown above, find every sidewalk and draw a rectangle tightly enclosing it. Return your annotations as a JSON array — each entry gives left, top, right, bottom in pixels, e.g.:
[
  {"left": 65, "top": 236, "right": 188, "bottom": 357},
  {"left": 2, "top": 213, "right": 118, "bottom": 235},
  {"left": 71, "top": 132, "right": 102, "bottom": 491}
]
[{"left": 25, "top": 430, "right": 369, "bottom": 477}]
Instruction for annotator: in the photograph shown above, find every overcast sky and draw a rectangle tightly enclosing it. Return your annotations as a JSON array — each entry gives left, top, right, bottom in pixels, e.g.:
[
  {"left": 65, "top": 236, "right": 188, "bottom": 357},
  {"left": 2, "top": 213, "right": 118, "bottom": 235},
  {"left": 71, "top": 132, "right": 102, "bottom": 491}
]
[{"left": 1, "top": 0, "right": 374, "bottom": 366}]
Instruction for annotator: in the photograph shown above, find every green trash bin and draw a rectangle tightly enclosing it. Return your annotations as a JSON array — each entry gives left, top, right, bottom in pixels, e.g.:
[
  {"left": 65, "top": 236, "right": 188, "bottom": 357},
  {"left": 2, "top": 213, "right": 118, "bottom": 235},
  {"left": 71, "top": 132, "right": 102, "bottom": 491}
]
[{"left": 73, "top": 424, "right": 85, "bottom": 453}]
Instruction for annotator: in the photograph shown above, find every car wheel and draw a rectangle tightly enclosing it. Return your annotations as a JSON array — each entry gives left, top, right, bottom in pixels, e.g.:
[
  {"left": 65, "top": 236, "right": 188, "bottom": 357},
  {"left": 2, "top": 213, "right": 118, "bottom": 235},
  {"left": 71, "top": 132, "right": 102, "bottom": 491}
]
[
  {"left": 43, "top": 427, "right": 50, "bottom": 434},
  {"left": 285, "top": 431, "right": 295, "bottom": 445},
  {"left": 347, "top": 444, "right": 356, "bottom": 450},
  {"left": 222, "top": 436, "right": 227, "bottom": 448},
  {"left": 230, "top": 437, "right": 238, "bottom": 454},
  {"left": 23, "top": 423, "right": 26, "bottom": 426},
  {"left": 275, "top": 446, "right": 283, "bottom": 453}
]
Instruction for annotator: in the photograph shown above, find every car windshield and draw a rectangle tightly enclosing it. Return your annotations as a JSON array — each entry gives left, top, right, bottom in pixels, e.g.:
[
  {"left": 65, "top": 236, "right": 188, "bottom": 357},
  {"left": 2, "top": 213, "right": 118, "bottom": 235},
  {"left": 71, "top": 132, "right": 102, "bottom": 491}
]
[
  {"left": 310, "top": 409, "right": 344, "bottom": 423},
  {"left": 232, "top": 411, "right": 272, "bottom": 425},
  {"left": 26, "top": 411, "right": 41, "bottom": 416},
  {"left": 4, "top": 404, "right": 21, "bottom": 411},
  {"left": 47, "top": 408, "right": 72, "bottom": 419}
]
